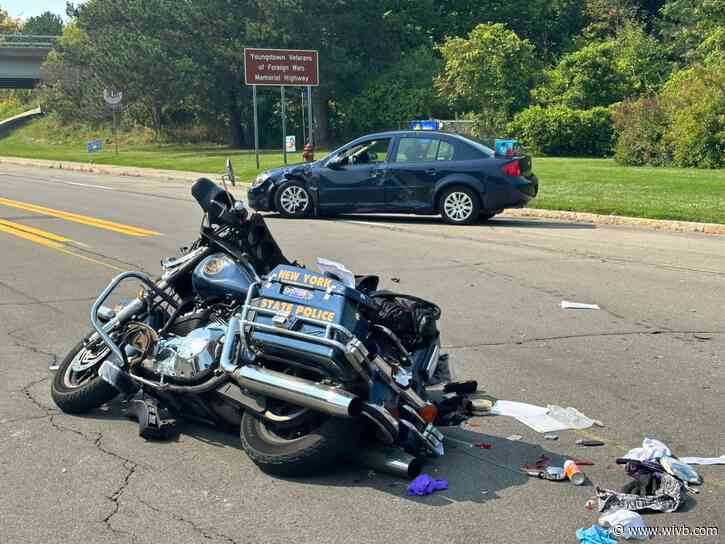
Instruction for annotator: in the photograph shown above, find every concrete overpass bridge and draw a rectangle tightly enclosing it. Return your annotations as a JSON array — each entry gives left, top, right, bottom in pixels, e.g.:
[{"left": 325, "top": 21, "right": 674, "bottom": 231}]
[{"left": 0, "top": 34, "right": 57, "bottom": 89}]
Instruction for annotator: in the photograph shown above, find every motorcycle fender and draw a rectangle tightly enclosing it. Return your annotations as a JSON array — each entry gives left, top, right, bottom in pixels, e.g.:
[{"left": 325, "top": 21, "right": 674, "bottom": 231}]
[{"left": 98, "top": 356, "right": 140, "bottom": 396}]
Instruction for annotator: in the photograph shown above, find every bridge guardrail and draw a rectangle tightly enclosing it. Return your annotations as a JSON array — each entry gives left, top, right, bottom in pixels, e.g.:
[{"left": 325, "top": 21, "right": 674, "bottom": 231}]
[{"left": 0, "top": 34, "right": 59, "bottom": 49}]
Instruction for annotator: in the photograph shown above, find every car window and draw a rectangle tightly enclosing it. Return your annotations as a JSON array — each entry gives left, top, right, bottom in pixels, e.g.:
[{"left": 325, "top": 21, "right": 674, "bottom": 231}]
[
  {"left": 395, "top": 137, "right": 455, "bottom": 163},
  {"left": 336, "top": 138, "right": 391, "bottom": 166},
  {"left": 452, "top": 138, "right": 490, "bottom": 159}
]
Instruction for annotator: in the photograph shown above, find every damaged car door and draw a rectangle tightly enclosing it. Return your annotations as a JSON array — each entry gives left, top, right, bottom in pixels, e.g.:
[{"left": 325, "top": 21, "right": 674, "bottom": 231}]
[
  {"left": 316, "top": 137, "right": 391, "bottom": 213},
  {"left": 385, "top": 136, "right": 453, "bottom": 212}
]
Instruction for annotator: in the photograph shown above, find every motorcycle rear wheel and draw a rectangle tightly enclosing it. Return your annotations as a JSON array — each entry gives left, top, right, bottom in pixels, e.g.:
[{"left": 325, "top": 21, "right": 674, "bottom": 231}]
[
  {"left": 51, "top": 338, "right": 118, "bottom": 414},
  {"left": 240, "top": 410, "right": 360, "bottom": 477}
]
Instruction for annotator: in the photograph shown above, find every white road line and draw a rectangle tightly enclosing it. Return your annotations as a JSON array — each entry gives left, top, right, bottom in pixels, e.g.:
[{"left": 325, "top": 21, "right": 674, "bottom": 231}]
[{"left": 66, "top": 181, "right": 115, "bottom": 190}]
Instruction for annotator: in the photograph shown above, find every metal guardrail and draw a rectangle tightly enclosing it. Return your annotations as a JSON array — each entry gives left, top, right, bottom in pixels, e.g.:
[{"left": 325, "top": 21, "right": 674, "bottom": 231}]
[{"left": 0, "top": 34, "right": 59, "bottom": 48}]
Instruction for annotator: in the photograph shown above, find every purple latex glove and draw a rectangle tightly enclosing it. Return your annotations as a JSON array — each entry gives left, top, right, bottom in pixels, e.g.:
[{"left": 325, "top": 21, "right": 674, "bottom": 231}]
[{"left": 406, "top": 474, "right": 449, "bottom": 496}]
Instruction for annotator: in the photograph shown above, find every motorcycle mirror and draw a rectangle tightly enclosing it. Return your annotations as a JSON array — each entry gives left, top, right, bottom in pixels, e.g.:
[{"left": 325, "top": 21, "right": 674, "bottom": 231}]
[{"left": 225, "top": 158, "right": 236, "bottom": 187}]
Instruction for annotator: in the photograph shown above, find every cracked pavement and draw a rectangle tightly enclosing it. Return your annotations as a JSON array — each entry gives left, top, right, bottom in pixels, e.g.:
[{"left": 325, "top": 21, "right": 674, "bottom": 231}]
[{"left": 1, "top": 164, "right": 723, "bottom": 543}]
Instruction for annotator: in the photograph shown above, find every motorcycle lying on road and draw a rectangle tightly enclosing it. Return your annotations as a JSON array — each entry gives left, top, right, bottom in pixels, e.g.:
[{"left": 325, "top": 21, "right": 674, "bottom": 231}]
[{"left": 51, "top": 162, "right": 478, "bottom": 477}]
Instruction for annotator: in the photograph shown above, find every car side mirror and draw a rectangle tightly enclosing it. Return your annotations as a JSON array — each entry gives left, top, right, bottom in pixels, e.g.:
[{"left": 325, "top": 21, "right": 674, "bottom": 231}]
[{"left": 327, "top": 156, "right": 344, "bottom": 170}]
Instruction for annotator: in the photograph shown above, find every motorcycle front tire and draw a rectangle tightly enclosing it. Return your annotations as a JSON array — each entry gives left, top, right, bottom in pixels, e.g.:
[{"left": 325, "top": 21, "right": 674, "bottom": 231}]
[
  {"left": 51, "top": 339, "right": 118, "bottom": 414},
  {"left": 240, "top": 412, "right": 360, "bottom": 477}
]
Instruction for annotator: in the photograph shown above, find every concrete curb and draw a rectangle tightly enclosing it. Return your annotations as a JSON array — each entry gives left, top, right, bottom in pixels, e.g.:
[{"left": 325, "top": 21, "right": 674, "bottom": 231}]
[
  {"left": 0, "top": 156, "right": 215, "bottom": 183},
  {"left": 2, "top": 155, "right": 723, "bottom": 235},
  {"left": 505, "top": 208, "right": 725, "bottom": 235}
]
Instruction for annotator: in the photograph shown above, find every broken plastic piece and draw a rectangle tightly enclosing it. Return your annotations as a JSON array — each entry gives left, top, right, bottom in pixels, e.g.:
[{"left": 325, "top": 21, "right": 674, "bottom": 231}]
[{"left": 561, "top": 301, "right": 601, "bottom": 310}]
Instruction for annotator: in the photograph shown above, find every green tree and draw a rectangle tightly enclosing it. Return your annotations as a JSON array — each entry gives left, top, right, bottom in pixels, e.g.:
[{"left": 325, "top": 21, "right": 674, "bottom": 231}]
[
  {"left": 69, "top": 0, "right": 199, "bottom": 135},
  {"left": 436, "top": 23, "right": 537, "bottom": 134},
  {"left": 533, "top": 41, "right": 630, "bottom": 108},
  {"left": 339, "top": 47, "right": 449, "bottom": 136},
  {"left": 23, "top": 11, "right": 64, "bottom": 35},
  {"left": 660, "top": 0, "right": 725, "bottom": 64}
]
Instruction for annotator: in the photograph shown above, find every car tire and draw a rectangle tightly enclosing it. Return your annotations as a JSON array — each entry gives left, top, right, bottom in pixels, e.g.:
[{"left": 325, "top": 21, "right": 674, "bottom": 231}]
[
  {"left": 275, "top": 181, "right": 312, "bottom": 218},
  {"left": 439, "top": 186, "right": 480, "bottom": 225}
]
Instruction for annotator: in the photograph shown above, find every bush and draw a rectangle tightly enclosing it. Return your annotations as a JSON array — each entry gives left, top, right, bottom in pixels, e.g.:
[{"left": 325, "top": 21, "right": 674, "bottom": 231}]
[
  {"left": 661, "top": 62, "right": 725, "bottom": 168},
  {"left": 612, "top": 62, "right": 725, "bottom": 168},
  {"left": 508, "top": 105, "right": 614, "bottom": 157},
  {"left": 612, "top": 96, "right": 670, "bottom": 166}
]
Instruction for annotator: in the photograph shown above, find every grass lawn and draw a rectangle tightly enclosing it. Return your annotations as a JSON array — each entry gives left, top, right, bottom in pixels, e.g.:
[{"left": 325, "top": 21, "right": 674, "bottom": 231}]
[
  {"left": 531, "top": 158, "right": 725, "bottom": 224},
  {"left": 2, "top": 119, "right": 725, "bottom": 224}
]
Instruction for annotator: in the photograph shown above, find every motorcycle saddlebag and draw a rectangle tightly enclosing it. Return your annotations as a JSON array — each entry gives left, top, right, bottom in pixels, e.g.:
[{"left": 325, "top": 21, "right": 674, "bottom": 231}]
[{"left": 244, "top": 265, "right": 369, "bottom": 383}]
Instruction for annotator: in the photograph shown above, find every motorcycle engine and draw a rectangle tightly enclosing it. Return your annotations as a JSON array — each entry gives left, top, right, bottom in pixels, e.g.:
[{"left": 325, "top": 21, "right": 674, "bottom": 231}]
[{"left": 141, "top": 325, "right": 226, "bottom": 378}]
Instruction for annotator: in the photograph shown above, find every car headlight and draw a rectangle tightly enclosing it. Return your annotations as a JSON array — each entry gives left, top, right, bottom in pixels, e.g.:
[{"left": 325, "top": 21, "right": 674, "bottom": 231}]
[{"left": 253, "top": 173, "right": 271, "bottom": 188}]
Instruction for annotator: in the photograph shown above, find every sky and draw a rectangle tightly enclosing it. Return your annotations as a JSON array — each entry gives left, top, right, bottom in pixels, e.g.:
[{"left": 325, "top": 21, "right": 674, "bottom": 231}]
[{"left": 3, "top": 0, "right": 73, "bottom": 20}]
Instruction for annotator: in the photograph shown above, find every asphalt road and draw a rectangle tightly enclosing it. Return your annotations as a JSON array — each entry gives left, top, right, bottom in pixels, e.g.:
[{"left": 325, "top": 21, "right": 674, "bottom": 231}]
[{"left": 1, "top": 164, "right": 723, "bottom": 544}]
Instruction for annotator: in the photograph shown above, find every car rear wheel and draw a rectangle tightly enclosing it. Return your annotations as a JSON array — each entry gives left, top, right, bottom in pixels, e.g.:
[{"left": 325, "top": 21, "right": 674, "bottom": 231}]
[
  {"left": 439, "top": 187, "right": 480, "bottom": 225},
  {"left": 275, "top": 181, "right": 311, "bottom": 218}
]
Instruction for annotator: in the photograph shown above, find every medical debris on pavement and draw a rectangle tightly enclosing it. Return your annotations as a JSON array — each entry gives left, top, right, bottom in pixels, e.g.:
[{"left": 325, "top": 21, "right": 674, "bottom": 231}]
[{"left": 406, "top": 474, "right": 448, "bottom": 496}]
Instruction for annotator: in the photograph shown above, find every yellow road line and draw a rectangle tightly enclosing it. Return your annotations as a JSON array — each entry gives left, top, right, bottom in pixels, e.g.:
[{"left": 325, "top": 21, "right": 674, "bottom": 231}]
[
  {"left": 0, "top": 218, "right": 72, "bottom": 243},
  {"left": 0, "top": 221, "right": 126, "bottom": 272},
  {"left": 0, "top": 197, "right": 161, "bottom": 237}
]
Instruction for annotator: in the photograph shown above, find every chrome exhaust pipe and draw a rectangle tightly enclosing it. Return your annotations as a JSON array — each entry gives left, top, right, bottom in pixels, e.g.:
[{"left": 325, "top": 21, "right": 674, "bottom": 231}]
[
  {"left": 232, "top": 365, "right": 362, "bottom": 418},
  {"left": 354, "top": 448, "right": 424, "bottom": 479}
]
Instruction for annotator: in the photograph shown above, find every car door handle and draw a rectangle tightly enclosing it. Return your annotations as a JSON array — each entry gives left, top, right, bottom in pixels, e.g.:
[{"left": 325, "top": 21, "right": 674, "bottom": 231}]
[
  {"left": 425, "top": 168, "right": 437, "bottom": 175},
  {"left": 371, "top": 169, "right": 385, "bottom": 177}
]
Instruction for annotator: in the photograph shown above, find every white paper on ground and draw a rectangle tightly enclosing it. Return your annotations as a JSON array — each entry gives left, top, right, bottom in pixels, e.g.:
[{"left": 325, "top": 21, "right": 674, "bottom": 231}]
[
  {"left": 316, "top": 257, "right": 355, "bottom": 288},
  {"left": 561, "top": 300, "right": 601, "bottom": 310},
  {"left": 547, "top": 405, "right": 595, "bottom": 430},
  {"left": 680, "top": 455, "right": 725, "bottom": 465},
  {"left": 491, "top": 400, "right": 570, "bottom": 433}
]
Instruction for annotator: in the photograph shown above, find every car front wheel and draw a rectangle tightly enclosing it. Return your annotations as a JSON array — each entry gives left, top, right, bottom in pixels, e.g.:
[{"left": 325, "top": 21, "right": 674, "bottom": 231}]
[
  {"left": 275, "top": 181, "right": 312, "bottom": 218},
  {"left": 439, "top": 187, "right": 480, "bottom": 225}
]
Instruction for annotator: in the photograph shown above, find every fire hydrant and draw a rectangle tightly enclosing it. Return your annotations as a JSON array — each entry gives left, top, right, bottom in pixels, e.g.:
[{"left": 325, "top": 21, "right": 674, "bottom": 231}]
[{"left": 302, "top": 142, "right": 315, "bottom": 162}]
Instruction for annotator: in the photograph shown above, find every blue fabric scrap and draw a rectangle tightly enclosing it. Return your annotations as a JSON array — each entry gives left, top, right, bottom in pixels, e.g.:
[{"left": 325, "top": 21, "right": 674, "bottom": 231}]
[{"left": 576, "top": 524, "right": 617, "bottom": 544}]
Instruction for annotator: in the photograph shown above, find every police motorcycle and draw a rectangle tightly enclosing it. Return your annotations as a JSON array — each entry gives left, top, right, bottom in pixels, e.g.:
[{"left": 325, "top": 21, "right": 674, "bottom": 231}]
[{"left": 51, "top": 161, "right": 478, "bottom": 477}]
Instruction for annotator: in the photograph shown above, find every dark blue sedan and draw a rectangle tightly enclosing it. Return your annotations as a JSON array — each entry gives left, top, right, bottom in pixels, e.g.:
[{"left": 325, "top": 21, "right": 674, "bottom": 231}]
[{"left": 247, "top": 130, "right": 538, "bottom": 224}]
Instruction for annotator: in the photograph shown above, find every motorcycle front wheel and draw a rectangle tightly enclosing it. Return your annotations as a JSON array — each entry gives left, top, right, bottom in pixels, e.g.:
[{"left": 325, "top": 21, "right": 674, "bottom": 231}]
[
  {"left": 51, "top": 338, "right": 118, "bottom": 414},
  {"left": 240, "top": 404, "right": 360, "bottom": 477}
]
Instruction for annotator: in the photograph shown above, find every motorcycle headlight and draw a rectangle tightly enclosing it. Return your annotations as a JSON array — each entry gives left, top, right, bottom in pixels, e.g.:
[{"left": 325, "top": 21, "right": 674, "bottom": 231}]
[{"left": 253, "top": 173, "right": 271, "bottom": 188}]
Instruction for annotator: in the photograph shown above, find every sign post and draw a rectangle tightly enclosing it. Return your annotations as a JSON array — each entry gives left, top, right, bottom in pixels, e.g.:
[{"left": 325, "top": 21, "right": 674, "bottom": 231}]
[
  {"left": 300, "top": 88, "right": 305, "bottom": 145},
  {"left": 281, "top": 86, "right": 287, "bottom": 165},
  {"left": 307, "top": 85, "right": 313, "bottom": 146},
  {"left": 252, "top": 85, "right": 259, "bottom": 169},
  {"left": 103, "top": 88, "right": 123, "bottom": 155},
  {"left": 244, "top": 48, "right": 319, "bottom": 165}
]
